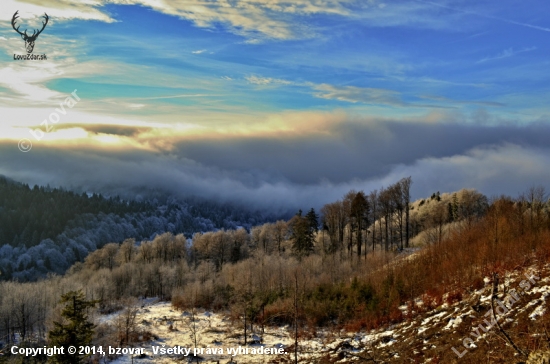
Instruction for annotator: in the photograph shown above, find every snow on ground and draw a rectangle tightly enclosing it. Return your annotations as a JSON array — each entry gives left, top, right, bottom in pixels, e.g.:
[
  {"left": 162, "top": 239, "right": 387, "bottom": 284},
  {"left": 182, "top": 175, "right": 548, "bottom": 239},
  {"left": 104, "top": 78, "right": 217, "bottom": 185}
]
[
  {"left": 100, "top": 301, "right": 294, "bottom": 363},
  {"left": 98, "top": 264, "right": 550, "bottom": 363}
]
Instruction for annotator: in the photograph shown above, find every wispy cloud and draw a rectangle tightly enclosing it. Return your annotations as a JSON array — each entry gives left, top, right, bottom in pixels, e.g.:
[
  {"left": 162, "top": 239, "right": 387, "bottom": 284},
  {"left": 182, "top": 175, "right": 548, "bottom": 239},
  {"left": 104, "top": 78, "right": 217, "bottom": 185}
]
[
  {"left": 0, "top": 0, "right": 114, "bottom": 22},
  {"left": 0, "top": 66, "right": 61, "bottom": 102},
  {"left": 240, "top": 79, "right": 480, "bottom": 110},
  {"left": 192, "top": 49, "right": 207, "bottom": 54},
  {"left": 420, "top": 95, "right": 505, "bottom": 107},
  {"left": 0, "top": 34, "right": 100, "bottom": 104},
  {"left": 313, "top": 84, "right": 406, "bottom": 106},
  {"left": 477, "top": 47, "right": 537, "bottom": 63},
  {"left": 415, "top": 0, "right": 550, "bottom": 33},
  {"left": 104, "top": 0, "right": 352, "bottom": 40},
  {"left": 0, "top": 0, "right": 351, "bottom": 41},
  {"left": 127, "top": 94, "right": 217, "bottom": 101},
  {"left": 246, "top": 75, "right": 292, "bottom": 86},
  {"left": 0, "top": 0, "right": 479, "bottom": 43}
]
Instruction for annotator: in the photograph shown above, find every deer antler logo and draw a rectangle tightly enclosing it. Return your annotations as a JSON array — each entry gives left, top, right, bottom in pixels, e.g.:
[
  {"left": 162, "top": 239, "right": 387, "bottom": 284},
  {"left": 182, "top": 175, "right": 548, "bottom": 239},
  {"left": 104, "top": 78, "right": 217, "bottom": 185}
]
[{"left": 11, "top": 11, "right": 49, "bottom": 54}]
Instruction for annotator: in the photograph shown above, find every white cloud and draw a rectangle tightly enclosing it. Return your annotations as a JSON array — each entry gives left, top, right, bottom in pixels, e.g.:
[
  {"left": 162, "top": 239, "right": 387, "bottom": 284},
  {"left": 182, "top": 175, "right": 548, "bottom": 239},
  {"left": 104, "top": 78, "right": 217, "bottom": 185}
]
[
  {"left": 244, "top": 38, "right": 262, "bottom": 44},
  {"left": 0, "top": 0, "right": 489, "bottom": 43},
  {"left": 313, "top": 83, "right": 405, "bottom": 106},
  {"left": 105, "top": 0, "right": 355, "bottom": 40},
  {"left": 1, "top": 140, "right": 548, "bottom": 213},
  {"left": 127, "top": 103, "right": 145, "bottom": 109},
  {"left": 1, "top": 0, "right": 342, "bottom": 41},
  {"left": 246, "top": 75, "right": 292, "bottom": 85},
  {"left": 0, "top": 66, "right": 61, "bottom": 102},
  {"left": 0, "top": 0, "right": 114, "bottom": 22},
  {"left": 384, "top": 143, "right": 550, "bottom": 199},
  {"left": 192, "top": 49, "right": 207, "bottom": 54},
  {"left": 0, "top": 32, "right": 107, "bottom": 105}
]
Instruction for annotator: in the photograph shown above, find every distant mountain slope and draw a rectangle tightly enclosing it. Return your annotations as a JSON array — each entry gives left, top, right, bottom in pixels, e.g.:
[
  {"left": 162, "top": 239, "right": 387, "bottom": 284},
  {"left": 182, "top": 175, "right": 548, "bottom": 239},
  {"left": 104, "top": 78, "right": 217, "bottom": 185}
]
[
  {"left": 0, "top": 177, "right": 284, "bottom": 281},
  {"left": 0, "top": 175, "right": 149, "bottom": 248}
]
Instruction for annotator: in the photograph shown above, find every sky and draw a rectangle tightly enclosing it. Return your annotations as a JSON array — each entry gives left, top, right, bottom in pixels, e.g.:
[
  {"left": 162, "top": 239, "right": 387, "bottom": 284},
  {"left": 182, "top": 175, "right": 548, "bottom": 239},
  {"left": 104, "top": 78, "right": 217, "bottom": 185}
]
[{"left": 0, "top": 0, "right": 549, "bottom": 212}]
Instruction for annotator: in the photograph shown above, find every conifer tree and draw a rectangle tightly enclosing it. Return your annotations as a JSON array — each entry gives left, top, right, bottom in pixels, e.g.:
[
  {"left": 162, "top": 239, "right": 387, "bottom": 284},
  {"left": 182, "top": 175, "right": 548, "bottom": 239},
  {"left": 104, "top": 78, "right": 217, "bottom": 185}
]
[
  {"left": 451, "top": 193, "right": 459, "bottom": 220},
  {"left": 305, "top": 208, "right": 319, "bottom": 233},
  {"left": 48, "top": 290, "right": 96, "bottom": 364},
  {"left": 351, "top": 192, "right": 369, "bottom": 258},
  {"left": 291, "top": 209, "right": 317, "bottom": 258}
]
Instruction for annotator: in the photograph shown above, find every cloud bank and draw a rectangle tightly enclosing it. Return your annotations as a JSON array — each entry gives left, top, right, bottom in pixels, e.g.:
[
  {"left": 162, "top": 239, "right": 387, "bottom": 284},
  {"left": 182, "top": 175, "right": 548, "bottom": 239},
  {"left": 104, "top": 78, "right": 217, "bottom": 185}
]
[{"left": 1, "top": 114, "right": 549, "bottom": 213}]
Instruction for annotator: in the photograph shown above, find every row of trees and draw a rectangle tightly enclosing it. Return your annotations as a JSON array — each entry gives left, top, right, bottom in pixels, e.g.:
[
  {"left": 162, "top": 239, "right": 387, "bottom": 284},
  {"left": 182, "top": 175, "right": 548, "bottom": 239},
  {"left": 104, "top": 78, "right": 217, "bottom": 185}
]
[{"left": 320, "top": 177, "right": 412, "bottom": 258}]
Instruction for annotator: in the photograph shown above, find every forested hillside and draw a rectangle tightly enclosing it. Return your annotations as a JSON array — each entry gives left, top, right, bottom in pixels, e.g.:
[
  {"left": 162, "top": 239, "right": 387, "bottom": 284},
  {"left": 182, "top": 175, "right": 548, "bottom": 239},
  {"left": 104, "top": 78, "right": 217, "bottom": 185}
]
[
  {"left": 0, "top": 176, "right": 150, "bottom": 248},
  {"left": 0, "top": 176, "right": 283, "bottom": 281},
  {"left": 1, "top": 178, "right": 549, "bottom": 364}
]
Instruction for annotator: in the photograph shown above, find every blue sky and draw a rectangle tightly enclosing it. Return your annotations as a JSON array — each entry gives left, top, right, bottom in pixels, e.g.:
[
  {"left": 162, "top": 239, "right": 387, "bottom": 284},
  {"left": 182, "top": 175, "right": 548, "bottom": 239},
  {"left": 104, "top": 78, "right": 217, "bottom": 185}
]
[{"left": 0, "top": 0, "right": 549, "bottom": 211}]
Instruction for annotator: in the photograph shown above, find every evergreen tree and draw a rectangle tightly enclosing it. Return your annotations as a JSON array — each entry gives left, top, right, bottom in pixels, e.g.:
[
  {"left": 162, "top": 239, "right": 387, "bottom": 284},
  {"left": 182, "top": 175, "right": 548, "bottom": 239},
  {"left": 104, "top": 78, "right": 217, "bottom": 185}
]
[
  {"left": 351, "top": 192, "right": 369, "bottom": 258},
  {"left": 48, "top": 290, "right": 97, "bottom": 364},
  {"left": 451, "top": 193, "right": 459, "bottom": 220},
  {"left": 447, "top": 203, "right": 454, "bottom": 223},
  {"left": 290, "top": 209, "right": 315, "bottom": 258},
  {"left": 305, "top": 208, "right": 319, "bottom": 233}
]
